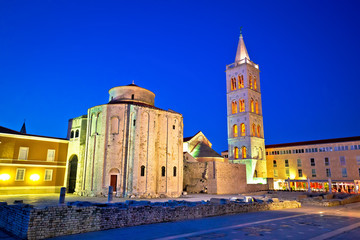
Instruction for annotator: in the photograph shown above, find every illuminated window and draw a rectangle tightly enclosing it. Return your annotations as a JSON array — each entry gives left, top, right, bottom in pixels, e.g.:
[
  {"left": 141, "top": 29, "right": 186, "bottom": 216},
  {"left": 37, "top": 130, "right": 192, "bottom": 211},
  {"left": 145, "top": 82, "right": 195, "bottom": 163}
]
[
  {"left": 47, "top": 149, "right": 55, "bottom": 162},
  {"left": 254, "top": 78, "right": 257, "bottom": 90},
  {"left": 233, "top": 124, "right": 238, "bottom": 137},
  {"left": 274, "top": 169, "right": 278, "bottom": 177},
  {"left": 242, "top": 146, "right": 247, "bottom": 159},
  {"left": 173, "top": 166, "right": 177, "bottom": 177},
  {"left": 257, "top": 125, "right": 261, "bottom": 137},
  {"left": 232, "top": 101, "right": 238, "bottom": 114},
  {"left": 238, "top": 75, "right": 244, "bottom": 88},
  {"left": 111, "top": 116, "right": 119, "bottom": 134},
  {"left": 273, "top": 160, "right": 277, "bottom": 167},
  {"left": 285, "top": 169, "right": 290, "bottom": 177},
  {"left": 234, "top": 147, "right": 239, "bottom": 159},
  {"left": 239, "top": 99, "right": 245, "bottom": 112},
  {"left": 75, "top": 130, "right": 79, "bottom": 138},
  {"left": 250, "top": 99, "right": 254, "bottom": 112},
  {"left": 141, "top": 165, "right": 145, "bottom": 176},
  {"left": 255, "top": 101, "right": 259, "bottom": 114},
  {"left": 240, "top": 123, "right": 246, "bottom": 136},
  {"left": 15, "top": 168, "right": 25, "bottom": 181},
  {"left": 252, "top": 124, "right": 256, "bottom": 136},
  {"left": 249, "top": 75, "right": 253, "bottom": 89},
  {"left": 231, "top": 77, "right": 236, "bottom": 91},
  {"left": 18, "top": 147, "right": 29, "bottom": 160},
  {"left": 161, "top": 166, "right": 166, "bottom": 177},
  {"left": 44, "top": 169, "right": 53, "bottom": 181}
]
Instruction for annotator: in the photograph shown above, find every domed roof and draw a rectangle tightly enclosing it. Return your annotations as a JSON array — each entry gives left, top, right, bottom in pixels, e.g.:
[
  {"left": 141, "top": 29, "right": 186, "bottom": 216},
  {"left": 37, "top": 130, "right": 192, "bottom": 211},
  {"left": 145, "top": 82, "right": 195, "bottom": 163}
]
[{"left": 108, "top": 83, "right": 155, "bottom": 106}]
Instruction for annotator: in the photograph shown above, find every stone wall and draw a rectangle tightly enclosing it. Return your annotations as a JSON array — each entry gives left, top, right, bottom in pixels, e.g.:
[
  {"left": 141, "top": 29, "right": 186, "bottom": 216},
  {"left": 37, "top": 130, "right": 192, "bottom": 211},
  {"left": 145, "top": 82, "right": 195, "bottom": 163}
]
[
  {"left": 0, "top": 200, "right": 301, "bottom": 240},
  {"left": 184, "top": 161, "right": 269, "bottom": 194},
  {"left": 0, "top": 203, "right": 31, "bottom": 239}
]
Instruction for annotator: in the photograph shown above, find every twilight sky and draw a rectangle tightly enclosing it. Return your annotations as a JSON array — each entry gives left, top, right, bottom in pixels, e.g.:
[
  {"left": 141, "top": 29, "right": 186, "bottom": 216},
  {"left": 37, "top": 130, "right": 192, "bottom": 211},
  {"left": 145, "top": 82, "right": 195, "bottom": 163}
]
[{"left": 1, "top": 1, "right": 360, "bottom": 153}]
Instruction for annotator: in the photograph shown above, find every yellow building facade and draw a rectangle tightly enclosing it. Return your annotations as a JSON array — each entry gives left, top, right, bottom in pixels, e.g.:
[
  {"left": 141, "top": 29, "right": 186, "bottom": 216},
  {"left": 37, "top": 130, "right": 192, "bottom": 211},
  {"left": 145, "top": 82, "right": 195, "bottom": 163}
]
[
  {"left": 0, "top": 126, "right": 68, "bottom": 195},
  {"left": 266, "top": 136, "right": 360, "bottom": 192}
]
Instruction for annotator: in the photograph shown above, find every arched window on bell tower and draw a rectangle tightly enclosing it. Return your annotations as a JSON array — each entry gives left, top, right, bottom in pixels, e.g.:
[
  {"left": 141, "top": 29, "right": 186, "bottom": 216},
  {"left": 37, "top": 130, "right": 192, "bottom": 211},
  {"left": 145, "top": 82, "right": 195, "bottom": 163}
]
[
  {"left": 239, "top": 99, "right": 245, "bottom": 112},
  {"left": 255, "top": 101, "right": 259, "bottom": 114},
  {"left": 232, "top": 100, "right": 238, "bottom": 114},
  {"left": 233, "top": 124, "right": 238, "bottom": 137},
  {"left": 242, "top": 146, "right": 247, "bottom": 159},
  {"left": 252, "top": 124, "right": 256, "bottom": 136},
  {"left": 238, "top": 75, "right": 244, "bottom": 88},
  {"left": 231, "top": 77, "right": 237, "bottom": 91},
  {"left": 249, "top": 75, "right": 253, "bottom": 89},
  {"left": 234, "top": 147, "right": 239, "bottom": 159},
  {"left": 254, "top": 77, "right": 257, "bottom": 90},
  {"left": 250, "top": 99, "right": 254, "bottom": 113},
  {"left": 240, "top": 123, "right": 246, "bottom": 136},
  {"left": 257, "top": 125, "right": 261, "bottom": 137}
]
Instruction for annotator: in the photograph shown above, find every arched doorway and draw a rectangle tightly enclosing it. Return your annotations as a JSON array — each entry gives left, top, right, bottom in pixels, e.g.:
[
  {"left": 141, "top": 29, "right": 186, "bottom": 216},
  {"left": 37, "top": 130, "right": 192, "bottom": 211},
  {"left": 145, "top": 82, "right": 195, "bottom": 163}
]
[
  {"left": 68, "top": 155, "right": 78, "bottom": 193},
  {"left": 109, "top": 168, "right": 120, "bottom": 193}
]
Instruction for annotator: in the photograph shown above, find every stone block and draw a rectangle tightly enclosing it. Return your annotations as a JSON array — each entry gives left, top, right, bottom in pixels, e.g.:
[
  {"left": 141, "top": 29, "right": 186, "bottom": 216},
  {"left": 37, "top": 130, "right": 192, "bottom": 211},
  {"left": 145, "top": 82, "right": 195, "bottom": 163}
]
[
  {"left": 297, "top": 195, "right": 307, "bottom": 200},
  {"left": 324, "top": 194, "right": 334, "bottom": 199},
  {"left": 271, "top": 198, "right": 279, "bottom": 202},
  {"left": 210, "top": 198, "right": 229, "bottom": 204}
]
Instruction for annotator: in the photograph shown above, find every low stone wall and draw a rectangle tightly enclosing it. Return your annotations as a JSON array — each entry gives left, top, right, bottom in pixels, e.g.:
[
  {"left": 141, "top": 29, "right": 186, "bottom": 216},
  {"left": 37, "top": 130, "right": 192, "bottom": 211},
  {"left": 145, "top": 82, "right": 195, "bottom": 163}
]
[
  {"left": 0, "top": 203, "right": 31, "bottom": 239},
  {"left": 0, "top": 200, "right": 301, "bottom": 240}
]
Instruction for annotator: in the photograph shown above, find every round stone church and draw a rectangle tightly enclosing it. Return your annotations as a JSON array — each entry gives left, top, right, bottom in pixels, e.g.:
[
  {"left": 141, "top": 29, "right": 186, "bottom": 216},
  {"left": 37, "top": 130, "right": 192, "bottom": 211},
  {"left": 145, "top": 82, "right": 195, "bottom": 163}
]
[{"left": 67, "top": 83, "right": 183, "bottom": 198}]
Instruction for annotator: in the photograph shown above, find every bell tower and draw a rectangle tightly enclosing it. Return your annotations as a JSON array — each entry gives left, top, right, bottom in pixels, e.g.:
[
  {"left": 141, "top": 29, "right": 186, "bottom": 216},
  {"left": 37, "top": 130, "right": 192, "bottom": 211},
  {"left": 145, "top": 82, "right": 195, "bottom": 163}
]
[{"left": 226, "top": 30, "right": 267, "bottom": 184}]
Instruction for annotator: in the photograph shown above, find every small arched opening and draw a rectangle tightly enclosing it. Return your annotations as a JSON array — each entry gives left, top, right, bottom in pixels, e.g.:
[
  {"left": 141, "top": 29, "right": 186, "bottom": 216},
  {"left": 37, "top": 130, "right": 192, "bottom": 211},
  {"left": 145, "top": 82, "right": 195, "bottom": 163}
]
[{"left": 68, "top": 155, "right": 78, "bottom": 193}]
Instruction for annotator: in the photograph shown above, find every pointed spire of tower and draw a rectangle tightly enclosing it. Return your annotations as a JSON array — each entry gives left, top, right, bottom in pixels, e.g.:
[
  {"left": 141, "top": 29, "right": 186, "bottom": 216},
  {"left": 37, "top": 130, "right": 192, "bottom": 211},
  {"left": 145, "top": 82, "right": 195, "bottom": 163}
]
[
  {"left": 20, "top": 120, "right": 26, "bottom": 134},
  {"left": 235, "top": 28, "right": 250, "bottom": 62}
]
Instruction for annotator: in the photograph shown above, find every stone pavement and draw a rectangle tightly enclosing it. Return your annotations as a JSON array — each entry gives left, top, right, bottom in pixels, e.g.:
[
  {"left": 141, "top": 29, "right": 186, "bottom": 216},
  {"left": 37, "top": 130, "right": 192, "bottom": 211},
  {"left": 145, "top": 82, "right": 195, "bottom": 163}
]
[
  {"left": 46, "top": 202, "right": 360, "bottom": 240},
  {"left": 1, "top": 202, "right": 360, "bottom": 239},
  {"left": 0, "top": 191, "right": 306, "bottom": 207}
]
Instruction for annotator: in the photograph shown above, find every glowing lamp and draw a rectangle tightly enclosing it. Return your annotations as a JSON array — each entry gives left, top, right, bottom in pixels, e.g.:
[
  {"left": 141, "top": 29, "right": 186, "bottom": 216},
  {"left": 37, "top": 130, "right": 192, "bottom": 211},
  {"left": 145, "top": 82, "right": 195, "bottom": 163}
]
[
  {"left": 30, "top": 174, "right": 40, "bottom": 181},
  {"left": 0, "top": 174, "right": 10, "bottom": 181}
]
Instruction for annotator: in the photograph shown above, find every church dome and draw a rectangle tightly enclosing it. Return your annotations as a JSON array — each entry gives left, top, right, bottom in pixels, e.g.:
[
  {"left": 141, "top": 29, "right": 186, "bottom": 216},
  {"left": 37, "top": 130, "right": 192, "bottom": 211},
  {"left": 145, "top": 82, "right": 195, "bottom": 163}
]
[{"left": 108, "top": 83, "right": 155, "bottom": 106}]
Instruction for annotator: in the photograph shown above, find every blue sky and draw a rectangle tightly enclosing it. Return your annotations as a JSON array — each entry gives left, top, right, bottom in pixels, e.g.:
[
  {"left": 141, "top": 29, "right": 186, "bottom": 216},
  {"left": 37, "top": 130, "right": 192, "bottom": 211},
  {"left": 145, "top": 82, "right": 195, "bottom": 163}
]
[{"left": 1, "top": 0, "right": 360, "bottom": 153}]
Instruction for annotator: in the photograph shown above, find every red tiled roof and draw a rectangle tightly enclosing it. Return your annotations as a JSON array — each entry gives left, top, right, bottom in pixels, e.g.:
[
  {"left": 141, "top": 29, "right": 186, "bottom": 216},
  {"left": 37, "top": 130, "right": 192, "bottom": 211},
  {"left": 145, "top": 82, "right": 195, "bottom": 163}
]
[{"left": 265, "top": 136, "right": 360, "bottom": 149}]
